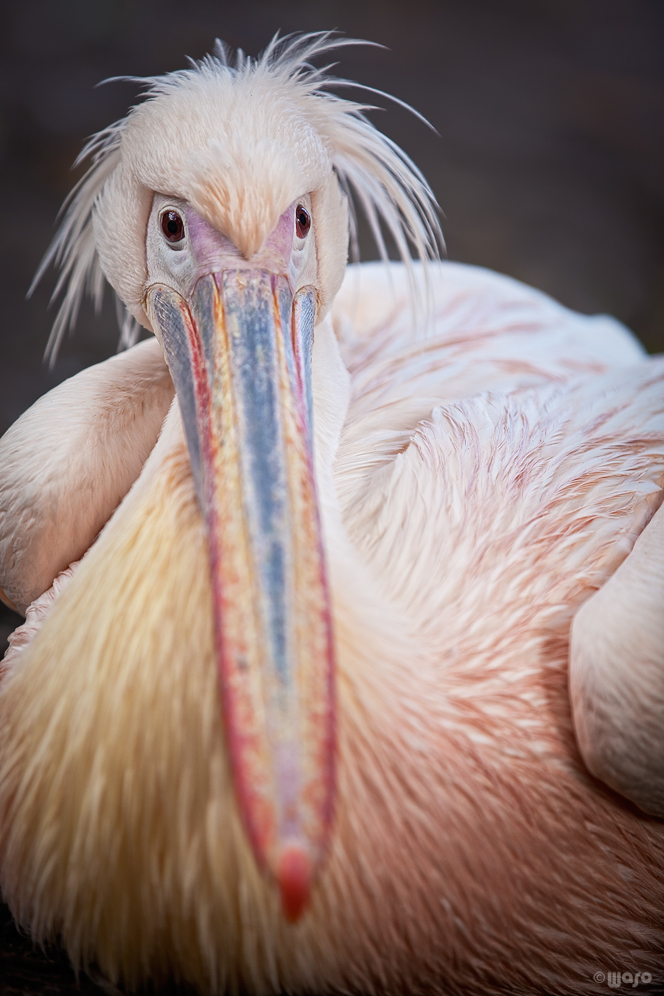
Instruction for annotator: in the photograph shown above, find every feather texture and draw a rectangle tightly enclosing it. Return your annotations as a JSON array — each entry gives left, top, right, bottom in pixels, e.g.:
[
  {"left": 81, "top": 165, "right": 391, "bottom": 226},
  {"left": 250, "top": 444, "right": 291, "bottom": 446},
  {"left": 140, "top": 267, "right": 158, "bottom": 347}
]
[
  {"left": 33, "top": 33, "right": 441, "bottom": 362},
  {"left": 1, "top": 262, "right": 663, "bottom": 994}
]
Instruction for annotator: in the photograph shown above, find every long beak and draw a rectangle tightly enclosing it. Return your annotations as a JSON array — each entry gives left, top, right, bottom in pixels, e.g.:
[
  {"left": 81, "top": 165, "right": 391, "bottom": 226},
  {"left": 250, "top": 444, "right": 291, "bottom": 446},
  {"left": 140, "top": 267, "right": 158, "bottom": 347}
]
[{"left": 147, "top": 271, "right": 335, "bottom": 921}]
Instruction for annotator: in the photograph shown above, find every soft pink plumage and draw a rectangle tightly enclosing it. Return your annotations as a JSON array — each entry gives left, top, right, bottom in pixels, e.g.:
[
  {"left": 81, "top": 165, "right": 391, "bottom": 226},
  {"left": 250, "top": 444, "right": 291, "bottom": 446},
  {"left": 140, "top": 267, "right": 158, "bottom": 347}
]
[{"left": 0, "top": 36, "right": 663, "bottom": 995}]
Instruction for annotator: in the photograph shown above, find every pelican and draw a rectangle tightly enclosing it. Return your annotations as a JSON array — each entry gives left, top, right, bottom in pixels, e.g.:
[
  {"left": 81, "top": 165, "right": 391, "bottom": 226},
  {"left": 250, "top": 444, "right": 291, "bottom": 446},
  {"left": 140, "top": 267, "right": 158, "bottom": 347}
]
[{"left": 0, "top": 33, "right": 663, "bottom": 995}]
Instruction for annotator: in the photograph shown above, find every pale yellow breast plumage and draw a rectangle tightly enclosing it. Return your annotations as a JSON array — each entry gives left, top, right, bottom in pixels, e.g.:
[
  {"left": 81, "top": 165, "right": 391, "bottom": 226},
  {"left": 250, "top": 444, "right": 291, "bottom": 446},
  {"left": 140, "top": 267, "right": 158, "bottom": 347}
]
[{"left": 1, "top": 259, "right": 664, "bottom": 994}]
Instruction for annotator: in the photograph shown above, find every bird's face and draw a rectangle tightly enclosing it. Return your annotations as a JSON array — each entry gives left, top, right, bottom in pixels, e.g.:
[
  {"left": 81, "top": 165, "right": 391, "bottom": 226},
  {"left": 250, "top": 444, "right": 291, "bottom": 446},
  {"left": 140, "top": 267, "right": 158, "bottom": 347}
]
[{"left": 143, "top": 191, "right": 335, "bottom": 921}]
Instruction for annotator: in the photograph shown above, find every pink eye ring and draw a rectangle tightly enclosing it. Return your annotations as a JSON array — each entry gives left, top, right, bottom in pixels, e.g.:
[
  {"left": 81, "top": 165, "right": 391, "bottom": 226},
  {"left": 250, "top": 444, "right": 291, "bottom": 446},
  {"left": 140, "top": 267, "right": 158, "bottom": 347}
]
[
  {"left": 295, "top": 205, "right": 311, "bottom": 239},
  {"left": 161, "top": 210, "right": 185, "bottom": 243}
]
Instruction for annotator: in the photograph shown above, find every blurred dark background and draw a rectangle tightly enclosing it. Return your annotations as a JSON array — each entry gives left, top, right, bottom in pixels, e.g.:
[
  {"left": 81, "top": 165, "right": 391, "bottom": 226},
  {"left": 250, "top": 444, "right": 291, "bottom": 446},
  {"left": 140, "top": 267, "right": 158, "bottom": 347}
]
[
  {"left": 2, "top": 0, "right": 664, "bottom": 450},
  {"left": 1, "top": 0, "right": 664, "bottom": 991}
]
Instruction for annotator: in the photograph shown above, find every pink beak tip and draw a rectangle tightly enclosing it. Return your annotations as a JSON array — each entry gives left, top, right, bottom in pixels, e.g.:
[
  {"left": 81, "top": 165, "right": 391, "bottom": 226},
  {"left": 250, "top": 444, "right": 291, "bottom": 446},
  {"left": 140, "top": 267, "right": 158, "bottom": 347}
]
[{"left": 278, "top": 844, "right": 313, "bottom": 923}]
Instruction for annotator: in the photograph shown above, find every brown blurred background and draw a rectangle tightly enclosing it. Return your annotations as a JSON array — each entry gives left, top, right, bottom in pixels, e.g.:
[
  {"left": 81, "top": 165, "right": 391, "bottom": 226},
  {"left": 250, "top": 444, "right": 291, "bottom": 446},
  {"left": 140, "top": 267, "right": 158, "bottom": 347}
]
[{"left": 1, "top": 0, "right": 664, "bottom": 990}]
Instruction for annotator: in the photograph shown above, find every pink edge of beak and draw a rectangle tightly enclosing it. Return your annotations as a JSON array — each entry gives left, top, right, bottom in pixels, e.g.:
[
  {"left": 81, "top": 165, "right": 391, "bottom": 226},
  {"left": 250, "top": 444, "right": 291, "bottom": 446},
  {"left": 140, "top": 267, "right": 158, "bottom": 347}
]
[{"left": 148, "top": 270, "right": 335, "bottom": 922}]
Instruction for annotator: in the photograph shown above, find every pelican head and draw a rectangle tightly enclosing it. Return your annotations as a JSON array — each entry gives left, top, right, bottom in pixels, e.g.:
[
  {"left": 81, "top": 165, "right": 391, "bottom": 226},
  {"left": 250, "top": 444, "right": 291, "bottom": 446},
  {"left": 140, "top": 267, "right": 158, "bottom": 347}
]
[
  {"left": 141, "top": 157, "right": 334, "bottom": 924},
  {"left": 36, "top": 33, "right": 440, "bottom": 921}
]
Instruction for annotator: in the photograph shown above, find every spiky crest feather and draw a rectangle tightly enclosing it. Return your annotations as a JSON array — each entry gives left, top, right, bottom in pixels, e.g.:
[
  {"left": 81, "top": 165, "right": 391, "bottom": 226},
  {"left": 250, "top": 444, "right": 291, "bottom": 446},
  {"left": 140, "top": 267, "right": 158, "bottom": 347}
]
[{"left": 33, "top": 32, "right": 442, "bottom": 363}]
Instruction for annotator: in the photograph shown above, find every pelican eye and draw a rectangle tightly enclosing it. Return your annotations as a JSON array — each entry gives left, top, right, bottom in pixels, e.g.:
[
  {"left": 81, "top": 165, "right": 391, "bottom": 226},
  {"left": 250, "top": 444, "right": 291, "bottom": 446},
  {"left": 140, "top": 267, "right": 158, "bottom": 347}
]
[
  {"left": 295, "top": 205, "right": 311, "bottom": 239},
  {"left": 161, "top": 210, "right": 185, "bottom": 244}
]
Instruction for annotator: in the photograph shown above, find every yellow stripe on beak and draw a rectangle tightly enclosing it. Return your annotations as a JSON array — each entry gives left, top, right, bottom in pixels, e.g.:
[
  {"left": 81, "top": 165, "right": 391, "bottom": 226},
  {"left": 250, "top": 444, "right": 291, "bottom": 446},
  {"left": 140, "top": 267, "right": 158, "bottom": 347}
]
[{"left": 148, "top": 271, "right": 335, "bottom": 921}]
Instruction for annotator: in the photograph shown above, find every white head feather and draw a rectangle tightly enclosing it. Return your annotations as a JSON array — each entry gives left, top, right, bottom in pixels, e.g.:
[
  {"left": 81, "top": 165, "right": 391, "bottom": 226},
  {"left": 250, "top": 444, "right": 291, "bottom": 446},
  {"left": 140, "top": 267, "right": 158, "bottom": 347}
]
[{"left": 33, "top": 32, "right": 442, "bottom": 362}]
